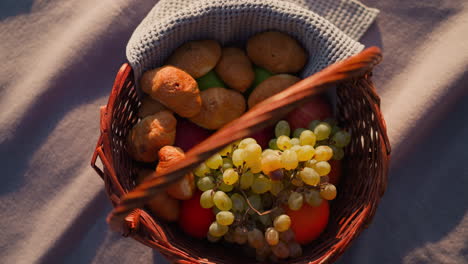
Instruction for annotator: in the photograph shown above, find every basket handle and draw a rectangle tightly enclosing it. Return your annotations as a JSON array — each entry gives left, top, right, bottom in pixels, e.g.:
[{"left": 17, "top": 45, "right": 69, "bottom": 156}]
[{"left": 106, "top": 47, "right": 384, "bottom": 232}]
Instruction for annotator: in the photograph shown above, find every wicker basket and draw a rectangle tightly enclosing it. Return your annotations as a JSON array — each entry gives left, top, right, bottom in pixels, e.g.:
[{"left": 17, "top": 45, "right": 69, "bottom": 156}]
[{"left": 91, "top": 46, "right": 390, "bottom": 263}]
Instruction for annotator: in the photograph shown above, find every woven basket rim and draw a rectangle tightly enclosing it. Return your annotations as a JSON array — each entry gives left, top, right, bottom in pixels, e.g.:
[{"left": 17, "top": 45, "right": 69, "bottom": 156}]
[{"left": 91, "top": 46, "right": 391, "bottom": 264}]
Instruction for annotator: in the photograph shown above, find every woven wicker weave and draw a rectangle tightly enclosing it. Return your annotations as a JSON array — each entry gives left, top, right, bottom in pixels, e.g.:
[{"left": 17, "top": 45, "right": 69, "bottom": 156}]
[{"left": 91, "top": 46, "right": 390, "bottom": 263}]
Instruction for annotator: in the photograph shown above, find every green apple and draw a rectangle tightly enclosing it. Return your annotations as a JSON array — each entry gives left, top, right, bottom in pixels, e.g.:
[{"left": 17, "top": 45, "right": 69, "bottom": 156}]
[{"left": 196, "top": 71, "right": 225, "bottom": 91}]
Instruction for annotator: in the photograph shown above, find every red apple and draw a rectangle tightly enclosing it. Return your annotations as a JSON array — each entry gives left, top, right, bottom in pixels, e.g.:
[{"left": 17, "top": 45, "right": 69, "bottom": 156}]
[
  {"left": 175, "top": 118, "right": 212, "bottom": 152},
  {"left": 285, "top": 201, "right": 329, "bottom": 245},
  {"left": 179, "top": 192, "right": 215, "bottom": 238},
  {"left": 286, "top": 95, "right": 333, "bottom": 131}
]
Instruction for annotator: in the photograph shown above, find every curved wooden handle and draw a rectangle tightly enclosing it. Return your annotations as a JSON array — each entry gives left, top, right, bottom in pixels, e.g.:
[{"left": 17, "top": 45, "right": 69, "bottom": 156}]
[{"left": 107, "top": 47, "right": 383, "bottom": 232}]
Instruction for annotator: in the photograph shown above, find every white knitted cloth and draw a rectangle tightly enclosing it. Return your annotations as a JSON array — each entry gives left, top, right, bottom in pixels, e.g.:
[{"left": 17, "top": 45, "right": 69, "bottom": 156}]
[{"left": 127, "top": 0, "right": 379, "bottom": 85}]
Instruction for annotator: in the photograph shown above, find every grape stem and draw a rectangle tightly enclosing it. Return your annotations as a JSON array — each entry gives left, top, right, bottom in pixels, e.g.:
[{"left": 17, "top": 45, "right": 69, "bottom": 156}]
[{"left": 239, "top": 189, "right": 275, "bottom": 216}]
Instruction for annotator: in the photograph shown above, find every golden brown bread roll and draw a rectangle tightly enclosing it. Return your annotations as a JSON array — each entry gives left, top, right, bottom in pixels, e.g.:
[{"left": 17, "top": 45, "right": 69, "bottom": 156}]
[
  {"left": 190, "top": 87, "right": 246, "bottom": 130},
  {"left": 146, "top": 192, "right": 181, "bottom": 222},
  {"left": 127, "top": 110, "right": 177, "bottom": 162},
  {"left": 246, "top": 31, "right": 307, "bottom": 74},
  {"left": 248, "top": 74, "right": 301, "bottom": 108},
  {"left": 135, "top": 169, "right": 180, "bottom": 222},
  {"left": 215, "top": 47, "right": 254, "bottom": 92},
  {"left": 140, "top": 66, "right": 201, "bottom": 118},
  {"left": 138, "top": 96, "right": 168, "bottom": 118},
  {"left": 167, "top": 40, "right": 222, "bottom": 78},
  {"left": 156, "top": 146, "right": 195, "bottom": 200}
]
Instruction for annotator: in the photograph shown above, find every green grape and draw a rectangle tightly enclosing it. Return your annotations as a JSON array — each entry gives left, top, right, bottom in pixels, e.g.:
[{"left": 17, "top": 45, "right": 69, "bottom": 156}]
[
  {"left": 247, "top": 158, "right": 262, "bottom": 173},
  {"left": 222, "top": 158, "right": 234, "bottom": 169},
  {"left": 261, "top": 154, "right": 282, "bottom": 174},
  {"left": 247, "top": 194, "right": 262, "bottom": 214},
  {"left": 331, "top": 125, "right": 341, "bottom": 136},
  {"left": 216, "top": 211, "right": 235, "bottom": 225},
  {"left": 231, "top": 193, "right": 246, "bottom": 212},
  {"left": 314, "top": 122, "right": 332, "bottom": 141},
  {"left": 268, "top": 139, "right": 279, "bottom": 150},
  {"left": 219, "top": 144, "right": 233, "bottom": 156},
  {"left": 244, "top": 143, "right": 262, "bottom": 164},
  {"left": 299, "top": 130, "right": 316, "bottom": 146},
  {"left": 213, "top": 191, "right": 233, "bottom": 211},
  {"left": 313, "top": 161, "right": 331, "bottom": 176},
  {"left": 276, "top": 135, "right": 292, "bottom": 150},
  {"left": 332, "top": 130, "right": 351, "bottom": 147},
  {"left": 251, "top": 175, "right": 272, "bottom": 194},
  {"left": 324, "top": 118, "right": 337, "bottom": 126},
  {"left": 275, "top": 120, "right": 291, "bottom": 137},
  {"left": 200, "top": 190, "right": 215, "bottom": 208},
  {"left": 288, "top": 242, "right": 303, "bottom": 258},
  {"left": 330, "top": 145, "right": 344, "bottom": 160},
  {"left": 320, "top": 184, "right": 337, "bottom": 200},
  {"left": 234, "top": 226, "right": 248, "bottom": 244},
  {"left": 197, "top": 176, "right": 215, "bottom": 191},
  {"left": 290, "top": 145, "right": 301, "bottom": 155},
  {"left": 273, "top": 214, "right": 291, "bottom": 232},
  {"left": 265, "top": 227, "right": 279, "bottom": 246},
  {"left": 288, "top": 191, "right": 304, "bottom": 211},
  {"left": 271, "top": 241, "right": 290, "bottom": 259},
  {"left": 247, "top": 228, "right": 265, "bottom": 249},
  {"left": 291, "top": 177, "right": 304, "bottom": 187},
  {"left": 252, "top": 66, "right": 273, "bottom": 88},
  {"left": 194, "top": 163, "right": 210, "bottom": 177},
  {"left": 281, "top": 149, "right": 299, "bottom": 170},
  {"left": 238, "top": 138, "right": 257, "bottom": 149},
  {"left": 232, "top": 149, "right": 245, "bottom": 167},
  {"left": 223, "top": 229, "right": 235, "bottom": 243},
  {"left": 293, "top": 128, "right": 306, "bottom": 138},
  {"left": 223, "top": 168, "right": 239, "bottom": 185},
  {"left": 240, "top": 171, "right": 255, "bottom": 189},
  {"left": 296, "top": 145, "right": 315, "bottom": 161},
  {"left": 300, "top": 167, "right": 320, "bottom": 186},
  {"left": 314, "top": 146, "right": 333, "bottom": 161},
  {"left": 262, "top": 149, "right": 279, "bottom": 157},
  {"left": 207, "top": 233, "right": 222, "bottom": 242},
  {"left": 270, "top": 180, "right": 284, "bottom": 196},
  {"left": 209, "top": 221, "right": 228, "bottom": 237},
  {"left": 219, "top": 182, "right": 234, "bottom": 192},
  {"left": 305, "top": 159, "right": 317, "bottom": 168},
  {"left": 308, "top": 120, "right": 321, "bottom": 131},
  {"left": 258, "top": 214, "right": 272, "bottom": 227},
  {"left": 206, "top": 153, "right": 223, "bottom": 169},
  {"left": 279, "top": 229, "right": 295, "bottom": 242},
  {"left": 305, "top": 189, "right": 323, "bottom": 207},
  {"left": 270, "top": 207, "right": 285, "bottom": 220},
  {"left": 290, "top": 138, "right": 300, "bottom": 146},
  {"left": 196, "top": 70, "right": 225, "bottom": 90}
]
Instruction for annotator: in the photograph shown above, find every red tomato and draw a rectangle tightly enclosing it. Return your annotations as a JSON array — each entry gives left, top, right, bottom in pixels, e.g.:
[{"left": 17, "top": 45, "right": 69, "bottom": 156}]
[
  {"left": 328, "top": 160, "right": 342, "bottom": 186},
  {"left": 286, "top": 95, "right": 333, "bottom": 131},
  {"left": 175, "top": 118, "right": 212, "bottom": 152},
  {"left": 249, "top": 125, "right": 274, "bottom": 149},
  {"left": 179, "top": 192, "right": 214, "bottom": 238},
  {"left": 285, "top": 201, "right": 329, "bottom": 245}
]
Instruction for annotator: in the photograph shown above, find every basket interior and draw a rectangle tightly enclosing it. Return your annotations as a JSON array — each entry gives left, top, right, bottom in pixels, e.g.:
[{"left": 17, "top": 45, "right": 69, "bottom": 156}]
[{"left": 106, "top": 71, "right": 386, "bottom": 263}]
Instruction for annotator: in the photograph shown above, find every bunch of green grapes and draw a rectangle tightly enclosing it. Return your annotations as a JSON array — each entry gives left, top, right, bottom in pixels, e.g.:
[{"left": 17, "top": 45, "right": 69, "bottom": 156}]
[{"left": 192, "top": 119, "right": 351, "bottom": 261}]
